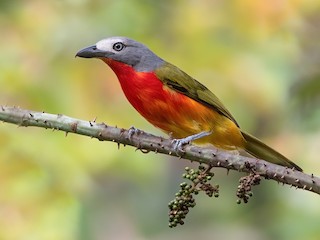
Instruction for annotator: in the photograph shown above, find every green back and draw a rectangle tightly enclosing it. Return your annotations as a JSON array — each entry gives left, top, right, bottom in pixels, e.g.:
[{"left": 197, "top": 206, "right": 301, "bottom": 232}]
[{"left": 155, "top": 62, "right": 239, "bottom": 127}]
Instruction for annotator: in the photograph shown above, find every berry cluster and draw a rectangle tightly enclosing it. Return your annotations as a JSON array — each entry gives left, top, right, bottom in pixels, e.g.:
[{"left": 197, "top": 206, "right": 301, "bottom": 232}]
[
  {"left": 168, "top": 165, "right": 219, "bottom": 228},
  {"left": 236, "top": 173, "right": 261, "bottom": 204}
]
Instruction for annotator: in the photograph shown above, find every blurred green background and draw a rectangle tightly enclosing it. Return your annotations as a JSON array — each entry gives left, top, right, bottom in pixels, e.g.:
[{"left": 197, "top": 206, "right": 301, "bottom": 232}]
[{"left": 1, "top": 1, "right": 320, "bottom": 239}]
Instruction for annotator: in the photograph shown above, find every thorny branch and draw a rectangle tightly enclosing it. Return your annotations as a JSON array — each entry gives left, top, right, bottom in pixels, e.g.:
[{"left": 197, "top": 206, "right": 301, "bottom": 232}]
[{"left": 0, "top": 106, "right": 319, "bottom": 196}]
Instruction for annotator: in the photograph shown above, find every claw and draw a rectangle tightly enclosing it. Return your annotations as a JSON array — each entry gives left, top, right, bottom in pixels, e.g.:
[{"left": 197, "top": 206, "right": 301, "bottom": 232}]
[
  {"left": 172, "top": 131, "right": 212, "bottom": 152},
  {"left": 128, "top": 126, "right": 141, "bottom": 140}
]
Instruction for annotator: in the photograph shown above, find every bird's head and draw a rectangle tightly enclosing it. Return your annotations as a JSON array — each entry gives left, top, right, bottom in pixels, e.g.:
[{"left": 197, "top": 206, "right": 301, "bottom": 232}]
[{"left": 76, "top": 36, "right": 164, "bottom": 72}]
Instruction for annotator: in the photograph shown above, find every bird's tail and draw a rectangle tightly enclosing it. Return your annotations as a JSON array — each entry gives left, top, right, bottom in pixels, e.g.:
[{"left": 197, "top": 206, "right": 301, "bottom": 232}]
[{"left": 241, "top": 131, "right": 302, "bottom": 172}]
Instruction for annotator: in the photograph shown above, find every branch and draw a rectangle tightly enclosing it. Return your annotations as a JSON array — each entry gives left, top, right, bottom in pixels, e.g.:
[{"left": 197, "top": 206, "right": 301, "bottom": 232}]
[{"left": 1, "top": 106, "right": 319, "bottom": 196}]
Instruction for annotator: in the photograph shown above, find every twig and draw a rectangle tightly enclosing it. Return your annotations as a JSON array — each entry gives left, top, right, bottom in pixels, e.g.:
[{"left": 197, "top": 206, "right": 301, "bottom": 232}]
[{"left": 0, "top": 106, "right": 319, "bottom": 195}]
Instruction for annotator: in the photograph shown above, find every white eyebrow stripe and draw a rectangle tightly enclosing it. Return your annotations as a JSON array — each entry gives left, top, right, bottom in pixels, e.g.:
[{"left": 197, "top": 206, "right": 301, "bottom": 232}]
[{"left": 96, "top": 38, "right": 124, "bottom": 51}]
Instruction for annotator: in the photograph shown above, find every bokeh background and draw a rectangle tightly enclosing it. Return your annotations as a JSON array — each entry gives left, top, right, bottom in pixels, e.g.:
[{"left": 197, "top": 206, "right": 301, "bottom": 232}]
[{"left": 1, "top": 1, "right": 320, "bottom": 239}]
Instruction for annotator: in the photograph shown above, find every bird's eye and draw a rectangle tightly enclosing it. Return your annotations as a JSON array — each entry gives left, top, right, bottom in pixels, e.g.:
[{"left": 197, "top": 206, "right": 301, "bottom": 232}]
[{"left": 113, "top": 42, "right": 125, "bottom": 51}]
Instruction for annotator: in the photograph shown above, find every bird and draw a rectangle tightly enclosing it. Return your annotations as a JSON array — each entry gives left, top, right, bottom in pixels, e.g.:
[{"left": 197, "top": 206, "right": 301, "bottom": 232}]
[{"left": 76, "top": 36, "right": 302, "bottom": 171}]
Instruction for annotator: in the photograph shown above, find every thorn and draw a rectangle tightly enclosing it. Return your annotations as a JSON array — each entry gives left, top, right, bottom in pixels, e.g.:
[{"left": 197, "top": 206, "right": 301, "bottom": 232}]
[
  {"left": 29, "top": 113, "right": 34, "bottom": 117},
  {"left": 264, "top": 163, "right": 267, "bottom": 167},
  {"left": 89, "top": 121, "right": 93, "bottom": 127},
  {"left": 228, "top": 162, "right": 233, "bottom": 167},
  {"left": 92, "top": 116, "right": 97, "bottom": 122},
  {"left": 312, "top": 180, "right": 315, "bottom": 184},
  {"left": 311, "top": 174, "right": 314, "bottom": 178},
  {"left": 280, "top": 175, "right": 285, "bottom": 180},
  {"left": 169, "top": 151, "right": 172, "bottom": 155},
  {"left": 303, "top": 185, "right": 307, "bottom": 190},
  {"left": 295, "top": 179, "right": 299, "bottom": 183},
  {"left": 273, "top": 173, "right": 277, "bottom": 178},
  {"left": 217, "top": 162, "right": 220, "bottom": 167},
  {"left": 309, "top": 187, "right": 313, "bottom": 191}
]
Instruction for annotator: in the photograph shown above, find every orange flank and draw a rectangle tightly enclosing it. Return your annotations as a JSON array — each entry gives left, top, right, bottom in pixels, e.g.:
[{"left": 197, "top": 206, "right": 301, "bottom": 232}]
[{"left": 105, "top": 59, "right": 245, "bottom": 150}]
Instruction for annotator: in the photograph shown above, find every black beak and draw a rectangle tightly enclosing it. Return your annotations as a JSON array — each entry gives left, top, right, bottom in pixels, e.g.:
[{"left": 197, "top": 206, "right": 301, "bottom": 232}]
[{"left": 76, "top": 45, "right": 109, "bottom": 58}]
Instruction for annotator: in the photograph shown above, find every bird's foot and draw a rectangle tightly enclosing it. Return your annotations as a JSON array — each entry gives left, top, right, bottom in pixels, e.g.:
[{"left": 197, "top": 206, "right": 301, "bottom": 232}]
[
  {"left": 128, "top": 126, "right": 141, "bottom": 140},
  {"left": 172, "top": 131, "right": 212, "bottom": 152}
]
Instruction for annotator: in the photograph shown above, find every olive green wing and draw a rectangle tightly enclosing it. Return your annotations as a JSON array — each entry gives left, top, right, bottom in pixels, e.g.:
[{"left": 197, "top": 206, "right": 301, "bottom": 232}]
[{"left": 155, "top": 62, "right": 239, "bottom": 127}]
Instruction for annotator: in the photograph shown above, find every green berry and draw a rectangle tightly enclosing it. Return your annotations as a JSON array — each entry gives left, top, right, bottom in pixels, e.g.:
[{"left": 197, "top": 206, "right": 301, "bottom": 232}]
[
  {"left": 198, "top": 165, "right": 205, "bottom": 170},
  {"left": 180, "top": 182, "right": 187, "bottom": 187}
]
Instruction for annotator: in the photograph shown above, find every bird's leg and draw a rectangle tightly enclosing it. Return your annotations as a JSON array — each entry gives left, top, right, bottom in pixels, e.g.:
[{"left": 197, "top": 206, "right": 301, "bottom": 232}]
[
  {"left": 172, "top": 131, "right": 212, "bottom": 152},
  {"left": 128, "top": 126, "right": 142, "bottom": 140}
]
